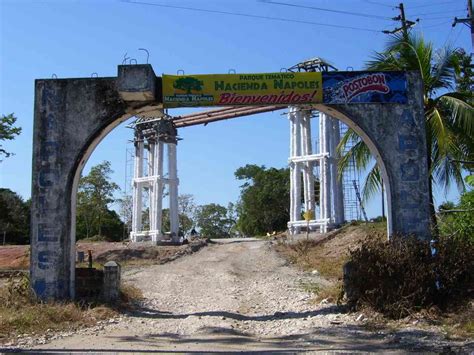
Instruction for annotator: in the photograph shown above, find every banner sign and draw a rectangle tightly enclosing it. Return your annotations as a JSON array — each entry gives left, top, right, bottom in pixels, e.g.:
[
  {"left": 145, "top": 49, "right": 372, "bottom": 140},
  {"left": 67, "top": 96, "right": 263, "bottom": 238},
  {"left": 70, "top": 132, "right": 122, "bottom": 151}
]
[
  {"left": 322, "top": 71, "right": 407, "bottom": 104},
  {"left": 162, "top": 72, "right": 323, "bottom": 108}
]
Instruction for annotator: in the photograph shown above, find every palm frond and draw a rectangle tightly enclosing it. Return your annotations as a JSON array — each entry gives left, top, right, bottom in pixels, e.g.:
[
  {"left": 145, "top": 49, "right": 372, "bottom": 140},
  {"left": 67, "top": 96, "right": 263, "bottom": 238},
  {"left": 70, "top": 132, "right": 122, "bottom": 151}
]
[
  {"left": 336, "top": 128, "right": 372, "bottom": 179},
  {"left": 432, "top": 148, "right": 465, "bottom": 192},
  {"left": 437, "top": 93, "right": 474, "bottom": 137},
  {"left": 430, "top": 47, "right": 458, "bottom": 95},
  {"left": 361, "top": 163, "right": 381, "bottom": 203},
  {"left": 427, "top": 107, "right": 450, "bottom": 160}
]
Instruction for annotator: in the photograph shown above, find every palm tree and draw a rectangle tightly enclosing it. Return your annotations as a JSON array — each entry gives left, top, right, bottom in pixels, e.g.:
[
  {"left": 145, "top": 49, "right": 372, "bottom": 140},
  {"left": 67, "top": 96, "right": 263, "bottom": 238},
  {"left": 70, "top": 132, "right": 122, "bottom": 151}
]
[{"left": 337, "top": 33, "right": 474, "bottom": 231}]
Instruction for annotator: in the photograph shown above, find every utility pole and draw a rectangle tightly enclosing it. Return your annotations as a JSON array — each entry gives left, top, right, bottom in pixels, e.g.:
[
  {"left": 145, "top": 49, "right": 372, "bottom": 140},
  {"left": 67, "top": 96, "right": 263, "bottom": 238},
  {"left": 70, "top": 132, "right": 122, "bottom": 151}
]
[
  {"left": 383, "top": 3, "right": 418, "bottom": 39},
  {"left": 452, "top": 0, "right": 473, "bottom": 52}
]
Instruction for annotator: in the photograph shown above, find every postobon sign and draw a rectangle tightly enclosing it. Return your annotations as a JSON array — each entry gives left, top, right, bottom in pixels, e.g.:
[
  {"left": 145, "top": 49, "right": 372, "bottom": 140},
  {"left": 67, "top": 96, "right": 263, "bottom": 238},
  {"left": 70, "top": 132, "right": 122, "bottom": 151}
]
[{"left": 162, "top": 72, "right": 323, "bottom": 108}]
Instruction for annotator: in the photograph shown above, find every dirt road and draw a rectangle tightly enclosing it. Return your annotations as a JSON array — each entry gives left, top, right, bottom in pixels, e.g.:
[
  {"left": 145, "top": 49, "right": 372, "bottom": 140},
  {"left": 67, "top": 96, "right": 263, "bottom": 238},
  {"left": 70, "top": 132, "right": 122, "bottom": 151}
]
[{"left": 26, "top": 238, "right": 472, "bottom": 353}]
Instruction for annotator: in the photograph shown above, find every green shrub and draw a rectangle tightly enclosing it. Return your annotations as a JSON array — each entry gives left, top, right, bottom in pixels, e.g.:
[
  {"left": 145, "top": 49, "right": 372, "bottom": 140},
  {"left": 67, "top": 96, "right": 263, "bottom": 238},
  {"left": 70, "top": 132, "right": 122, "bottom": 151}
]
[
  {"left": 439, "top": 190, "right": 474, "bottom": 242},
  {"left": 343, "top": 232, "right": 474, "bottom": 319}
]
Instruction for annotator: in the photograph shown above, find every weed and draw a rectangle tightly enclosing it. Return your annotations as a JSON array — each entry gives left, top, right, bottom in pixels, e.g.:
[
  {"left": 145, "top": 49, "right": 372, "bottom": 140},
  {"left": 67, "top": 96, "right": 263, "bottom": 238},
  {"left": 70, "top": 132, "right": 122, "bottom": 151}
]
[
  {"left": 299, "top": 280, "right": 320, "bottom": 294},
  {"left": 0, "top": 276, "right": 141, "bottom": 343},
  {"left": 344, "top": 233, "right": 474, "bottom": 319}
]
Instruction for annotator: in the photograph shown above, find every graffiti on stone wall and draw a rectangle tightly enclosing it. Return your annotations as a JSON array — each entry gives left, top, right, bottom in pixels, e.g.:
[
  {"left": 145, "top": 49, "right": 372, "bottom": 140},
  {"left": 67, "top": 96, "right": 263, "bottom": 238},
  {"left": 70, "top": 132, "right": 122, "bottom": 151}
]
[
  {"left": 34, "top": 84, "right": 62, "bottom": 298},
  {"left": 397, "top": 109, "right": 424, "bottom": 234}
]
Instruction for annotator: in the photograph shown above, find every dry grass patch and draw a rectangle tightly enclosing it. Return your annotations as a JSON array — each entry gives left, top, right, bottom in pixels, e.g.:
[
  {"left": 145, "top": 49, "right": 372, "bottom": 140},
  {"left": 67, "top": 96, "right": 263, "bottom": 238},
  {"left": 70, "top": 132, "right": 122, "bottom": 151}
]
[
  {"left": 0, "top": 275, "right": 141, "bottom": 343},
  {"left": 275, "top": 223, "right": 387, "bottom": 279},
  {"left": 274, "top": 223, "right": 386, "bottom": 302},
  {"left": 120, "top": 283, "right": 143, "bottom": 304}
]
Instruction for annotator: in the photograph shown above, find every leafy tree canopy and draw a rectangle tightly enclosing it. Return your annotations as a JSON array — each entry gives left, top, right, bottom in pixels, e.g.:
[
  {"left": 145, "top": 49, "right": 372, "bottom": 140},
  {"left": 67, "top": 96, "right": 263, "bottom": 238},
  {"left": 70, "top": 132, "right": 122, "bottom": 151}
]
[
  {"left": 0, "top": 189, "right": 30, "bottom": 244},
  {"left": 235, "top": 164, "right": 290, "bottom": 236},
  {"left": 439, "top": 187, "right": 474, "bottom": 242},
  {"left": 76, "top": 161, "right": 121, "bottom": 241},
  {"left": 195, "top": 203, "right": 235, "bottom": 239},
  {"left": 0, "top": 114, "right": 22, "bottom": 161}
]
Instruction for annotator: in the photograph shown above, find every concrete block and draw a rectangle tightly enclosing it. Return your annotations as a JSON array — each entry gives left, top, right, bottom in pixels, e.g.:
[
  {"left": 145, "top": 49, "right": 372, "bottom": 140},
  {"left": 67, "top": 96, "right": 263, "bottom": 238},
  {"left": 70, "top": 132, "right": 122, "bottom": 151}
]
[
  {"left": 103, "top": 261, "right": 121, "bottom": 303},
  {"left": 117, "top": 64, "right": 156, "bottom": 102}
]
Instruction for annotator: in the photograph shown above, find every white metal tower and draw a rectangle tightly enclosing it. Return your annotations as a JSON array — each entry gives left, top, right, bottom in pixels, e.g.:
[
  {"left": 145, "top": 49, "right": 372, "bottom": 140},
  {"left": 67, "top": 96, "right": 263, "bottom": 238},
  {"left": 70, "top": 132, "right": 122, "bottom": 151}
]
[
  {"left": 130, "top": 118, "right": 180, "bottom": 243},
  {"left": 287, "top": 108, "right": 344, "bottom": 234}
]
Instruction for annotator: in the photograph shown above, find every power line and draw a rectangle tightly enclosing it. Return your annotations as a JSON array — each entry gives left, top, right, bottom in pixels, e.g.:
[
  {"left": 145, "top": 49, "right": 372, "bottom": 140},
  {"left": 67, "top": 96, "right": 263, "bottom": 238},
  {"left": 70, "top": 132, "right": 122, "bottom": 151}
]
[
  {"left": 421, "top": 20, "right": 452, "bottom": 29},
  {"left": 120, "top": 0, "right": 382, "bottom": 33},
  {"left": 411, "top": 9, "right": 468, "bottom": 16},
  {"left": 409, "top": 1, "right": 460, "bottom": 9},
  {"left": 443, "top": 25, "right": 458, "bottom": 46},
  {"left": 260, "top": 0, "right": 392, "bottom": 20},
  {"left": 453, "top": 23, "right": 466, "bottom": 44},
  {"left": 421, "top": 15, "right": 464, "bottom": 21},
  {"left": 363, "top": 0, "right": 396, "bottom": 9}
]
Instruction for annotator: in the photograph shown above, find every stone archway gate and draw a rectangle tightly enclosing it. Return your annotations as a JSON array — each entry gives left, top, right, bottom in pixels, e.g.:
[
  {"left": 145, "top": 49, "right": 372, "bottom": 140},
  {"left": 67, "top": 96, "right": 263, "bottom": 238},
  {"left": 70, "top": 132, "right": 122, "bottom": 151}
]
[{"left": 31, "top": 64, "right": 430, "bottom": 300}]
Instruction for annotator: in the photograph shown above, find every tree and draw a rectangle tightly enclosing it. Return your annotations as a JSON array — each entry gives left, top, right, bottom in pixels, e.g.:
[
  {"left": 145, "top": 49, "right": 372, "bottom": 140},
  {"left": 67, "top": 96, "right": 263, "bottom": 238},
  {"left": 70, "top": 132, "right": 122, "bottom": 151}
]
[
  {"left": 454, "top": 49, "right": 474, "bottom": 94},
  {"left": 76, "top": 161, "right": 120, "bottom": 240},
  {"left": 117, "top": 194, "right": 133, "bottom": 239},
  {"left": 338, "top": 34, "right": 474, "bottom": 230},
  {"left": 0, "top": 189, "right": 30, "bottom": 244},
  {"left": 157, "top": 194, "right": 196, "bottom": 235},
  {"left": 439, "top": 177, "right": 474, "bottom": 241},
  {"left": 100, "top": 209, "right": 125, "bottom": 242},
  {"left": 235, "top": 164, "right": 290, "bottom": 236},
  {"left": 0, "top": 114, "right": 22, "bottom": 161},
  {"left": 226, "top": 202, "right": 239, "bottom": 237},
  {"left": 173, "top": 77, "right": 204, "bottom": 94},
  {"left": 178, "top": 194, "right": 197, "bottom": 233},
  {"left": 195, "top": 203, "right": 234, "bottom": 239}
]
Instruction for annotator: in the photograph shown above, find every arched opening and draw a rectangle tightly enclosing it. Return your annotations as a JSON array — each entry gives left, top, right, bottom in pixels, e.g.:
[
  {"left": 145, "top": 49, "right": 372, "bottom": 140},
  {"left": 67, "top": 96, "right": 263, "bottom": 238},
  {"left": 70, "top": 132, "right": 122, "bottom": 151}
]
[
  {"left": 66, "top": 103, "right": 393, "bottom": 297},
  {"left": 68, "top": 111, "right": 135, "bottom": 298},
  {"left": 315, "top": 104, "right": 392, "bottom": 235},
  {"left": 30, "top": 67, "right": 430, "bottom": 301}
]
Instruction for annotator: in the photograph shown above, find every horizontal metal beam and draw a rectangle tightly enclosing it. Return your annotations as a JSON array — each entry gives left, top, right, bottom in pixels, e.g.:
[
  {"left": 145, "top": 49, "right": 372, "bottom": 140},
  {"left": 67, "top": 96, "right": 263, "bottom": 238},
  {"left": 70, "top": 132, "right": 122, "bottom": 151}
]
[
  {"left": 289, "top": 153, "right": 329, "bottom": 163},
  {"left": 172, "top": 105, "right": 286, "bottom": 128}
]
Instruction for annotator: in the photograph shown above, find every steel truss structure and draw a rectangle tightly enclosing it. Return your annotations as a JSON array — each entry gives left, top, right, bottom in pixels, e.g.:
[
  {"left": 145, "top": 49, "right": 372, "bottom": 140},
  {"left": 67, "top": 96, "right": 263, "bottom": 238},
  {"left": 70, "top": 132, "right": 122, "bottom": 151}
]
[
  {"left": 130, "top": 58, "right": 359, "bottom": 242},
  {"left": 130, "top": 119, "right": 180, "bottom": 243}
]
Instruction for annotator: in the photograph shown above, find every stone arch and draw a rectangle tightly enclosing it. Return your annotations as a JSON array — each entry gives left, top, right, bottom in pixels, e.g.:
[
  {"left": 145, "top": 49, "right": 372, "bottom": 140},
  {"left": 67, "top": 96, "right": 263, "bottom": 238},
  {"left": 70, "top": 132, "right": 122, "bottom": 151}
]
[
  {"left": 30, "top": 65, "right": 430, "bottom": 300},
  {"left": 314, "top": 105, "right": 394, "bottom": 235}
]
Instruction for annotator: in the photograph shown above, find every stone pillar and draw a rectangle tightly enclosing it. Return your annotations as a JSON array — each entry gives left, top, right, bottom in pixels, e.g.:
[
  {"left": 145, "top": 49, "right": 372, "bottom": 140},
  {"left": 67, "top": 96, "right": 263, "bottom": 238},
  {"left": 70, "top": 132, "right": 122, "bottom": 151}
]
[
  {"left": 147, "top": 141, "right": 155, "bottom": 233},
  {"left": 319, "top": 113, "right": 328, "bottom": 232},
  {"left": 131, "top": 138, "right": 144, "bottom": 241},
  {"left": 293, "top": 108, "right": 302, "bottom": 232},
  {"left": 324, "top": 115, "right": 332, "bottom": 229},
  {"left": 151, "top": 141, "right": 164, "bottom": 243},
  {"left": 102, "top": 261, "right": 121, "bottom": 303},
  {"left": 289, "top": 107, "right": 296, "bottom": 233},
  {"left": 331, "top": 119, "right": 345, "bottom": 225},
  {"left": 302, "top": 110, "right": 315, "bottom": 215},
  {"left": 168, "top": 142, "right": 179, "bottom": 241}
]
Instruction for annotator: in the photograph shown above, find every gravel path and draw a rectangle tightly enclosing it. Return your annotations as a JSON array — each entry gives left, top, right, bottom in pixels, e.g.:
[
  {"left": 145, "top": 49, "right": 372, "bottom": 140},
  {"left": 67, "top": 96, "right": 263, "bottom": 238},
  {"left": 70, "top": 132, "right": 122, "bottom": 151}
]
[{"left": 19, "top": 238, "right": 473, "bottom": 353}]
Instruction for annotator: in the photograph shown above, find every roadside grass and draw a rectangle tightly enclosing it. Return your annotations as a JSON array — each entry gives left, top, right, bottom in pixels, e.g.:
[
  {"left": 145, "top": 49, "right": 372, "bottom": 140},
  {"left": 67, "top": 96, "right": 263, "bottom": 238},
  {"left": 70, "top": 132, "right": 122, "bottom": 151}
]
[
  {"left": 274, "top": 222, "right": 474, "bottom": 340},
  {"left": 0, "top": 275, "right": 142, "bottom": 343},
  {"left": 274, "top": 222, "right": 385, "bottom": 303},
  {"left": 440, "top": 305, "right": 474, "bottom": 339}
]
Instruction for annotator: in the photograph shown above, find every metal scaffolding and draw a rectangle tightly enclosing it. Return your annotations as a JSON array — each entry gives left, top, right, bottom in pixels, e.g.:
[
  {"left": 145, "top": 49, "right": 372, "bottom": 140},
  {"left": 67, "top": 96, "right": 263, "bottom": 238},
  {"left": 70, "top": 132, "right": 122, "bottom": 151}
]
[
  {"left": 287, "top": 109, "right": 345, "bottom": 234},
  {"left": 130, "top": 116, "right": 180, "bottom": 243},
  {"left": 128, "top": 57, "right": 365, "bottom": 241},
  {"left": 338, "top": 123, "right": 363, "bottom": 222}
]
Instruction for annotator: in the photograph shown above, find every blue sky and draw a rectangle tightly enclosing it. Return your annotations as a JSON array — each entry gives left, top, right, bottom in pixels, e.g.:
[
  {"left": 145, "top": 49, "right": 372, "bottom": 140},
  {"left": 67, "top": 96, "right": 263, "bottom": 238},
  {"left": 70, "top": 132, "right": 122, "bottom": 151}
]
[{"left": 0, "top": 0, "right": 471, "bottom": 218}]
